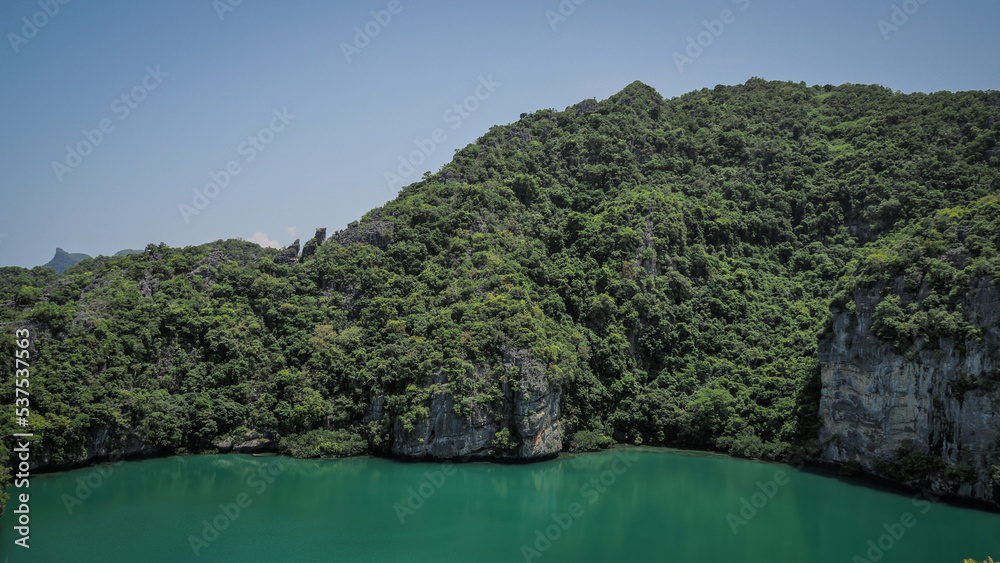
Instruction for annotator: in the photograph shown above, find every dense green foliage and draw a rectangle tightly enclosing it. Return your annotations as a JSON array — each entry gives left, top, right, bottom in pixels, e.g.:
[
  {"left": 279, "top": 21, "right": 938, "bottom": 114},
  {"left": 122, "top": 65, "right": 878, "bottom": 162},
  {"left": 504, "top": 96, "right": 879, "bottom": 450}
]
[
  {"left": 834, "top": 193, "right": 1000, "bottom": 352},
  {"left": 568, "top": 430, "right": 614, "bottom": 452},
  {"left": 278, "top": 428, "right": 367, "bottom": 458},
  {"left": 2, "top": 80, "right": 999, "bottom": 507}
]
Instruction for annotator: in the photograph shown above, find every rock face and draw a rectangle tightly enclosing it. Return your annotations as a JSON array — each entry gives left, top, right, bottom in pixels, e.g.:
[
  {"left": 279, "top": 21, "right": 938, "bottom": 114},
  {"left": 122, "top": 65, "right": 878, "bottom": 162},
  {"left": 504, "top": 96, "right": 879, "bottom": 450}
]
[
  {"left": 273, "top": 239, "right": 300, "bottom": 265},
  {"left": 385, "top": 345, "right": 561, "bottom": 460},
  {"left": 300, "top": 228, "right": 327, "bottom": 260},
  {"left": 331, "top": 214, "right": 394, "bottom": 251},
  {"left": 189, "top": 250, "right": 226, "bottom": 283},
  {"left": 818, "top": 279, "right": 1000, "bottom": 505},
  {"left": 32, "top": 424, "right": 157, "bottom": 468},
  {"left": 32, "top": 424, "right": 276, "bottom": 469}
]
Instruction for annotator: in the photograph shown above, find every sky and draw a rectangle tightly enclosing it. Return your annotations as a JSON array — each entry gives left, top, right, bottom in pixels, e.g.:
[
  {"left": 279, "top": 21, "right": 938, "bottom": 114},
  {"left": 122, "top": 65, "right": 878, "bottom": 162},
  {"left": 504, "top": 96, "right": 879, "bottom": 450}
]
[{"left": 1, "top": 0, "right": 998, "bottom": 268}]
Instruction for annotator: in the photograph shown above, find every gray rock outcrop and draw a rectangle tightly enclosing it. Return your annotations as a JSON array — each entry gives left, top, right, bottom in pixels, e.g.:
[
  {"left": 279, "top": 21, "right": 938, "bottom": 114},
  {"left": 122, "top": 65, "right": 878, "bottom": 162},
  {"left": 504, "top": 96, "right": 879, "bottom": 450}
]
[
  {"left": 331, "top": 214, "right": 393, "bottom": 251},
  {"left": 273, "top": 239, "right": 300, "bottom": 266},
  {"left": 382, "top": 345, "right": 562, "bottom": 460},
  {"left": 301, "top": 228, "right": 327, "bottom": 261},
  {"left": 818, "top": 279, "right": 1000, "bottom": 505}
]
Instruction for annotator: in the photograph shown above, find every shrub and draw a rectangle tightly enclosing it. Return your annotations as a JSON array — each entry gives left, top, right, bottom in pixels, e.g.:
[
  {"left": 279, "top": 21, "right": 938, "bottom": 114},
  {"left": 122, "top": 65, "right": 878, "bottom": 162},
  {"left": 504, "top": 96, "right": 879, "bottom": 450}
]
[
  {"left": 278, "top": 429, "right": 366, "bottom": 458},
  {"left": 568, "top": 430, "right": 614, "bottom": 452},
  {"left": 492, "top": 427, "right": 520, "bottom": 452}
]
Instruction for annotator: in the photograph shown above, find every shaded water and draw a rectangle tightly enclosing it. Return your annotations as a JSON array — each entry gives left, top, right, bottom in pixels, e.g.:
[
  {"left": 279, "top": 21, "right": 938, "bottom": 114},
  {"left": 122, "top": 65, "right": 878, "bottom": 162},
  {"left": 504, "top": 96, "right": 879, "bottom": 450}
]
[{"left": 1, "top": 448, "right": 997, "bottom": 562}]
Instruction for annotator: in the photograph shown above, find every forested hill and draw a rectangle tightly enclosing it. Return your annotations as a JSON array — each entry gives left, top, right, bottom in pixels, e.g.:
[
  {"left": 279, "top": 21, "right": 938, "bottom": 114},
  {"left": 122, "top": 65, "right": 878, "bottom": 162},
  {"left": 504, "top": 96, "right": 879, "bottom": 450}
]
[{"left": 2, "top": 79, "right": 999, "bottom": 511}]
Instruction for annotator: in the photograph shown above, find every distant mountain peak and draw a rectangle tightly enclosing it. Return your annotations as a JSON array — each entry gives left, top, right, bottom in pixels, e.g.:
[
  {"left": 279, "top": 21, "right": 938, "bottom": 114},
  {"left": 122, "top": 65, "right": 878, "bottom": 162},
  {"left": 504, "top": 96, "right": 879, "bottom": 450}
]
[{"left": 42, "top": 248, "right": 91, "bottom": 274}]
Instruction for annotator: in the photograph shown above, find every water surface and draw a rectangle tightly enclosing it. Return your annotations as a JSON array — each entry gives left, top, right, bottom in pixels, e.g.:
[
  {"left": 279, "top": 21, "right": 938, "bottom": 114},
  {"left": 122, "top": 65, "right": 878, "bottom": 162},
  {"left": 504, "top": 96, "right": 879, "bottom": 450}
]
[{"left": 1, "top": 448, "right": 997, "bottom": 562}]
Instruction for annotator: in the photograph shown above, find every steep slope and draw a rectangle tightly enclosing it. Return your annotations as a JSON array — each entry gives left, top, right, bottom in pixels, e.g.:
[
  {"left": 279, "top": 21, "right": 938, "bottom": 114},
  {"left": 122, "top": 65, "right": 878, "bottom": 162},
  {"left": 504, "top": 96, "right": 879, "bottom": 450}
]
[
  {"left": 1, "top": 79, "right": 999, "bottom": 510},
  {"left": 820, "top": 195, "right": 1000, "bottom": 504}
]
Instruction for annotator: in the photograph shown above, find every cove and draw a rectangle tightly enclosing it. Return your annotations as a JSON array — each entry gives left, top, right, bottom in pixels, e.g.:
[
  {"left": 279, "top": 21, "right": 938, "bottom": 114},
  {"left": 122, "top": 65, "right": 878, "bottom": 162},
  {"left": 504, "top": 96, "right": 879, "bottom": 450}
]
[{"left": 1, "top": 448, "right": 997, "bottom": 562}]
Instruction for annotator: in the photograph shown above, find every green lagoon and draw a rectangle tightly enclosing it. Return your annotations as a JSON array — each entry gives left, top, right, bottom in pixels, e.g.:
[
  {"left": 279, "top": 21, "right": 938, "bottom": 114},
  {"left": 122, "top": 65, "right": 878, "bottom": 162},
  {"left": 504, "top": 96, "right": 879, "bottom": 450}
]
[{"left": 1, "top": 448, "right": 997, "bottom": 562}]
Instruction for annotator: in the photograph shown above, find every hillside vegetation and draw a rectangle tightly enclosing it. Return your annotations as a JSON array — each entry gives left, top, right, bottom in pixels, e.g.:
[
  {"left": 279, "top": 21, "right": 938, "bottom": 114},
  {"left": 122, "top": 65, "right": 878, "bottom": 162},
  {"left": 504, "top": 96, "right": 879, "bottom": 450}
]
[{"left": 2, "top": 79, "right": 999, "bottom": 511}]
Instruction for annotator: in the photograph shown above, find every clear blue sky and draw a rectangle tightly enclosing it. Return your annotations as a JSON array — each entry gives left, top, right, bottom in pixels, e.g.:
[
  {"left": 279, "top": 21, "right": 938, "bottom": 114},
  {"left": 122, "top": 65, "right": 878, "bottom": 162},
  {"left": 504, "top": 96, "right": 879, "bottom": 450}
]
[{"left": 1, "top": 0, "right": 998, "bottom": 267}]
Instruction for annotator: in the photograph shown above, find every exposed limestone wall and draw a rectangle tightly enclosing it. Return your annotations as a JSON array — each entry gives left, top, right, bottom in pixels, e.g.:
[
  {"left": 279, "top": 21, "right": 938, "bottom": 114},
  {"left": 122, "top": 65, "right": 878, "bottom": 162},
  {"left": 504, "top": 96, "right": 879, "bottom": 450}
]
[
  {"left": 818, "top": 279, "right": 1000, "bottom": 505},
  {"left": 386, "top": 345, "right": 561, "bottom": 460}
]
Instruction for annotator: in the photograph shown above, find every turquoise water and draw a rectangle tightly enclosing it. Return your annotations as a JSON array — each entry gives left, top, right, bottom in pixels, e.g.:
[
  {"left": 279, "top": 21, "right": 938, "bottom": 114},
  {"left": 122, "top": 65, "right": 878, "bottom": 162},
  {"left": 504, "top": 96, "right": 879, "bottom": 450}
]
[{"left": 1, "top": 448, "right": 997, "bottom": 562}]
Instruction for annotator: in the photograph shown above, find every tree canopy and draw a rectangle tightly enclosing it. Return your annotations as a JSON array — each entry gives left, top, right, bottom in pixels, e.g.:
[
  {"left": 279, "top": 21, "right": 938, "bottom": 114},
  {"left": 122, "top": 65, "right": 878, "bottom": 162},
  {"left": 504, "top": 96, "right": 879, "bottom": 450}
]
[{"left": 2, "top": 79, "right": 999, "bottom": 514}]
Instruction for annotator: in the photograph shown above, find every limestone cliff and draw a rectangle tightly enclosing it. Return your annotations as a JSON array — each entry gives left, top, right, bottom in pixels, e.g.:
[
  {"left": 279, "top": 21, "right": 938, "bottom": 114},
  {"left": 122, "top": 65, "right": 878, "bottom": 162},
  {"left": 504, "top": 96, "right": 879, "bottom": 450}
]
[
  {"left": 818, "top": 278, "right": 1000, "bottom": 506},
  {"left": 300, "top": 228, "right": 327, "bottom": 261},
  {"left": 379, "top": 345, "right": 561, "bottom": 460},
  {"left": 273, "top": 239, "right": 300, "bottom": 265}
]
